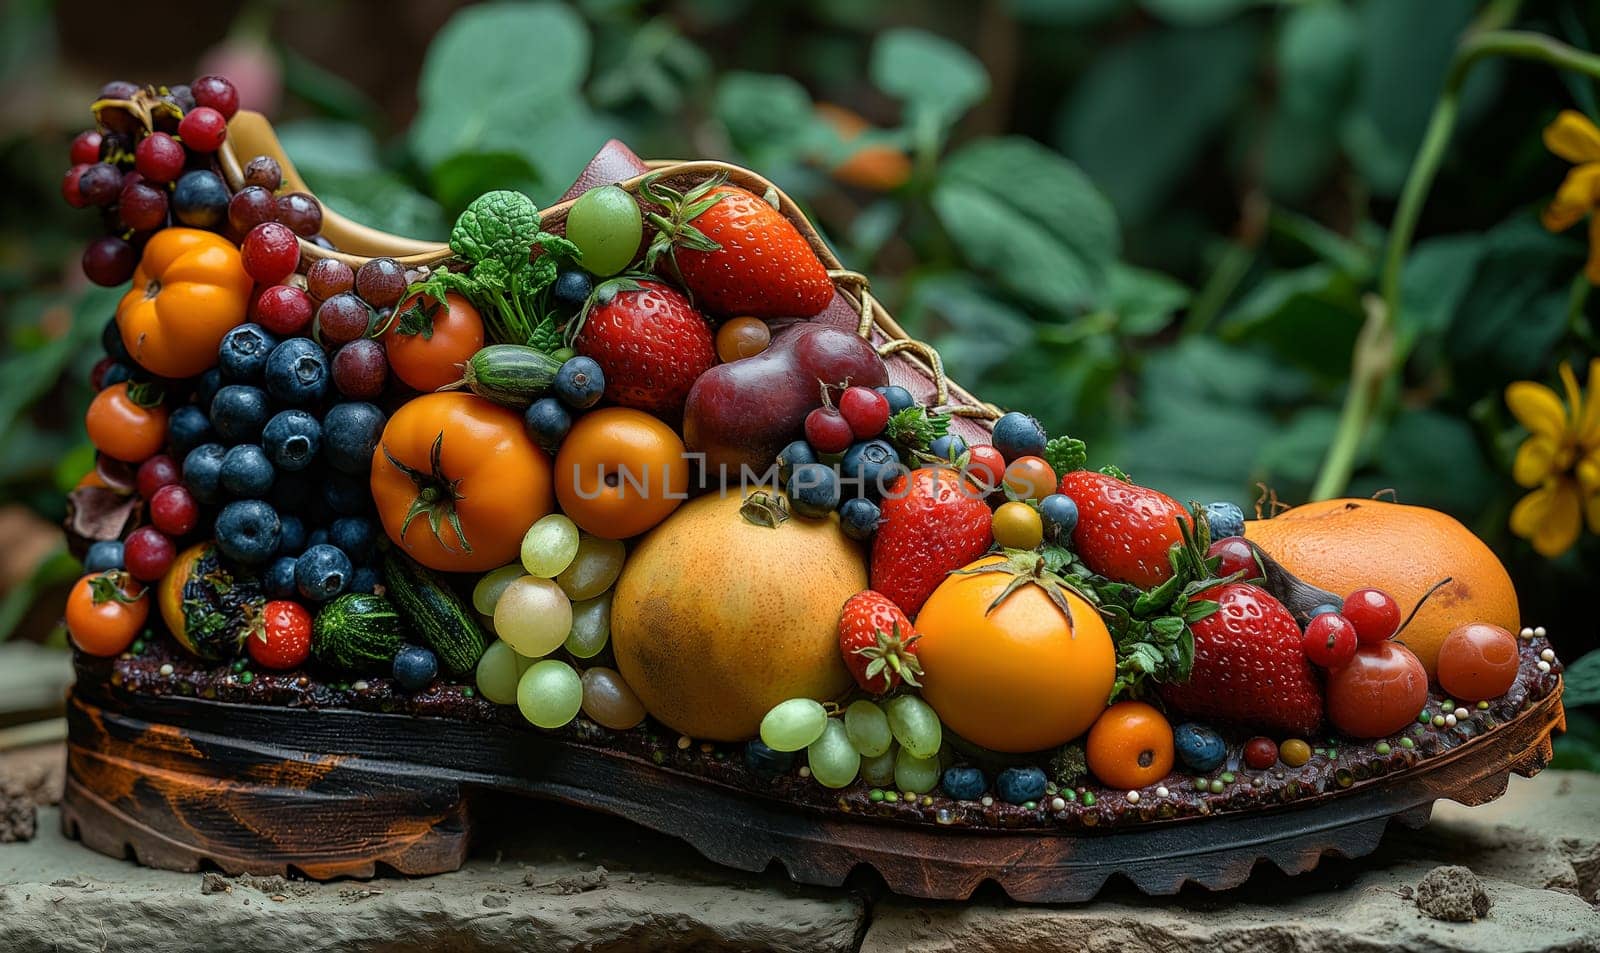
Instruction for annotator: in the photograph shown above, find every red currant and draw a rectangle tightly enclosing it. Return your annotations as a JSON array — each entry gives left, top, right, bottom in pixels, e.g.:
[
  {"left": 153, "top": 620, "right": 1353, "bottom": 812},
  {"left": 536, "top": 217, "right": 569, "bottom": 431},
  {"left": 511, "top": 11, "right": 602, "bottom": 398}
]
[
  {"left": 61, "top": 164, "right": 88, "bottom": 208},
  {"left": 1302, "top": 612, "right": 1358, "bottom": 668},
  {"left": 177, "top": 106, "right": 228, "bottom": 153},
  {"left": 133, "top": 132, "right": 186, "bottom": 183},
  {"left": 804, "top": 406, "right": 854, "bottom": 454},
  {"left": 70, "top": 130, "right": 103, "bottom": 165},
  {"left": 191, "top": 75, "right": 240, "bottom": 120},
  {"left": 249, "top": 600, "right": 313, "bottom": 670},
  {"left": 1242, "top": 737, "right": 1278, "bottom": 770},
  {"left": 837, "top": 385, "right": 890, "bottom": 439},
  {"left": 252, "top": 285, "right": 314, "bottom": 336},
  {"left": 242, "top": 222, "right": 301, "bottom": 285},
  {"left": 1206, "top": 536, "right": 1257, "bottom": 580},
  {"left": 965, "top": 444, "right": 1006, "bottom": 490},
  {"left": 148, "top": 484, "right": 200, "bottom": 536},
  {"left": 124, "top": 526, "right": 176, "bottom": 582},
  {"left": 1342, "top": 588, "right": 1401, "bottom": 646},
  {"left": 135, "top": 454, "right": 181, "bottom": 499}
]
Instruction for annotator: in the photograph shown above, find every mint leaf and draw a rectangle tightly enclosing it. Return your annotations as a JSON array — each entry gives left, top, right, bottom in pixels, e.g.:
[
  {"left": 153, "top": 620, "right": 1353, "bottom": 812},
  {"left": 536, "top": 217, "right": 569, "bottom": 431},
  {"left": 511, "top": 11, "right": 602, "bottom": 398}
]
[
  {"left": 452, "top": 190, "right": 541, "bottom": 272},
  {"left": 1043, "top": 435, "right": 1088, "bottom": 475},
  {"left": 1099, "top": 463, "right": 1130, "bottom": 481}
]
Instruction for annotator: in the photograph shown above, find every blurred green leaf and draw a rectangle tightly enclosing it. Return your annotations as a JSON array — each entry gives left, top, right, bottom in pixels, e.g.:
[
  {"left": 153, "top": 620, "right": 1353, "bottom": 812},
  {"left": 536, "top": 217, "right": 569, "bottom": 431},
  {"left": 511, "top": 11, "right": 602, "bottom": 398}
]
[
  {"left": 1057, "top": 21, "right": 1260, "bottom": 223},
  {"left": 275, "top": 120, "right": 383, "bottom": 175},
  {"left": 714, "top": 71, "right": 819, "bottom": 164},
  {"left": 430, "top": 153, "right": 543, "bottom": 219},
  {"left": 932, "top": 137, "right": 1120, "bottom": 314},
  {"left": 870, "top": 28, "right": 989, "bottom": 142},
  {"left": 590, "top": 17, "right": 711, "bottom": 113},
  {"left": 1218, "top": 263, "right": 1363, "bottom": 377},
  {"left": 1398, "top": 233, "right": 1485, "bottom": 343},
  {"left": 0, "top": 546, "right": 78, "bottom": 643},
  {"left": 1141, "top": 0, "right": 1258, "bottom": 26},
  {"left": 1256, "top": 407, "right": 1341, "bottom": 491},
  {"left": 0, "top": 288, "right": 118, "bottom": 444},
  {"left": 280, "top": 48, "right": 385, "bottom": 126},
  {"left": 298, "top": 169, "right": 449, "bottom": 241},
  {"left": 1012, "top": 0, "right": 1128, "bottom": 24},
  {"left": 1277, "top": 2, "right": 1359, "bottom": 122},
  {"left": 1108, "top": 264, "right": 1190, "bottom": 335},
  {"left": 1353, "top": 408, "right": 1495, "bottom": 513},
  {"left": 1445, "top": 217, "right": 1583, "bottom": 379},
  {"left": 1564, "top": 649, "right": 1600, "bottom": 707}
]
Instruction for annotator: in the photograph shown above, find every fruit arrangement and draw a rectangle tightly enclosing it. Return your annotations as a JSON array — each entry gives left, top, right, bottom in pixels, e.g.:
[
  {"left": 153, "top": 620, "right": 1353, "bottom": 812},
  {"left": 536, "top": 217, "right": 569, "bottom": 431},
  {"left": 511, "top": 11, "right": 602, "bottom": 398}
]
[{"left": 57, "top": 77, "right": 1565, "bottom": 884}]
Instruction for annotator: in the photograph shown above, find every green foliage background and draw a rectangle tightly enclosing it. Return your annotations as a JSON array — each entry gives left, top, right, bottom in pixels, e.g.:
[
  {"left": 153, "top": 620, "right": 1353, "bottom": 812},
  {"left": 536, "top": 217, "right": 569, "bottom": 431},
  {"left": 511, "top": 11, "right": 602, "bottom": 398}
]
[{"left": 0, "top": 1, "right": 1595, "bottom": 742}]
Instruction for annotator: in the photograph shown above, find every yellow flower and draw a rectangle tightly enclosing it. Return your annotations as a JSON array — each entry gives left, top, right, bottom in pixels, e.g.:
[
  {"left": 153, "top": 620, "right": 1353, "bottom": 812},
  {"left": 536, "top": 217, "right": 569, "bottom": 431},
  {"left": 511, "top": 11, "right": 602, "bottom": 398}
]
[
  {"left": 1541, "top": 110, "right": 1600, "bottom": 284},
  {"left": 1506, "top": 358, "right": 1600, "bottom": 557}
]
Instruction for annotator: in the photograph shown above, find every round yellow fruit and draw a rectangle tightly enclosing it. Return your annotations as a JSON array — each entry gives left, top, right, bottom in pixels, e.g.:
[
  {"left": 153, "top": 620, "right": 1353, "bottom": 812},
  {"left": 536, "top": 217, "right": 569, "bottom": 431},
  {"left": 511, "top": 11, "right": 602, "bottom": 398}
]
[{"left": 610, "top": 490, "right": 862, "bottom": 741}]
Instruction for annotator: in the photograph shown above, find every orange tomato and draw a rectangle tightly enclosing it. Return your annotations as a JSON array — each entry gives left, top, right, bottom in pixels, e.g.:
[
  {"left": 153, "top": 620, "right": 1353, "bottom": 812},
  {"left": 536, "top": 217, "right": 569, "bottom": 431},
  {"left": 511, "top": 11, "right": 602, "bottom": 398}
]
[
  {"left": 371, "top": 392, "right": 554, "bottom": 572},
  {"left": 116, "top": 228, "right": 253, "bottom": 378},
  {"left": 66, "top": 571, "right": 148, "bottom": 657},
  {"left": 1436, "top": 622, "right": 1520, "bottom": 702},
  {"left": 1325, "top": 641, "right": 1429, "bottom": 739},
  {"left": 1086, "top": 701, "right": 1175, "bottom": 790},
  {"left": 1002, "top": 456, "right": 1056, "bottom": 501},
  {"left": 555, "top": 407, "right": 689, "bottom": 540},
  {"left": 85, "top": 382, "right": 169, "bottom": 463},
  {"left": 915, "top": 554, "right": 1116, "bottom": 753},
  {"left": 384, "top": 292, "right": 485, "bottom": 392}
]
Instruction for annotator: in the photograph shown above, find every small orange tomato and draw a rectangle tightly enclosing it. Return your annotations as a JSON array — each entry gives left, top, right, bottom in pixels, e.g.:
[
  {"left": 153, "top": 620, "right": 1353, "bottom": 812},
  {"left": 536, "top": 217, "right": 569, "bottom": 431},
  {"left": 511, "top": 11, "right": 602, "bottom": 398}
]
[
  {"left": 1002, "top": 456, "right": 1057, "bottom": 501},
  {"left": 555, "top": 408, "right": 688, "bottom": 539},
  {"left": 116, "top": 228, "right": 253, "bottom": 378},
  {"left": 1086, "top": 700, "right": 1175, "bottom": 790},
  {"left": 65, "top": 570, "right": 148, "bottom": 656},
  {"left": 1435, "top": 622, "right": 1520, "bottom": 702},
  {"left": 715, "top": 317, "right": 771, "bottom": 363},
  {"left": 991, "top": 501, "right": 1043, "bottom": 549},
  {"left": 384, "top": 292, "right": 485, "bottom": 392},
  {"left": 85, "top": 382, "right": 169, "bottom": 463}
]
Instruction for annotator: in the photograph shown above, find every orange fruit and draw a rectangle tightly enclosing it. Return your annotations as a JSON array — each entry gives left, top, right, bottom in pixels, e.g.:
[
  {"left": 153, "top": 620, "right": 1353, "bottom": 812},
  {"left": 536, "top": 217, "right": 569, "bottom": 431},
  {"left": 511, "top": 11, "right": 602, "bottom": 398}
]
[
  {"left": 554, "top": 407, "right": 688, "bottom": 540},
  {"left": 1086, "top": 701, "right": 1175, "bottom": 790},
  {"left": 814, "top": 103, "right": 912, "bottom": 191},
  {"left": 915, "top": 554, "right": 1115, "bottom": 753},
  {"left": 1436, "top": 622, "right": 1520, "bottom": 702},
  {"left": 1245, "top": 498, "right": 1519, "bottom": 679},
  {"left": 610, "top": 490, "right": 861, "bottom": 741}
]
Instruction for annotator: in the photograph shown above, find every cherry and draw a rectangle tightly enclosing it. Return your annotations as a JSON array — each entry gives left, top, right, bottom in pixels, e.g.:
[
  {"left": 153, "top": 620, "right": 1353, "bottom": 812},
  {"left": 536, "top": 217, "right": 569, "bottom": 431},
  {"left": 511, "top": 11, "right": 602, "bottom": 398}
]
[
  {"left": 354, "top": 258, "right": 407, "bottom": 309},
  {"left": 149, "top": 484, "right": 200, "bottom": 537},
  {"left": 305, "top": 258, "right": 354, "bottom": 301},
  {"left": 965, "top": 444, "right": 1006, "bottom": 490},
  {"left": 242, "top": 222, "right": 300, "bottom": 285},
  {"left": 134, "top": 132, "right": 185, "bottom": 183},
  {"left": 135, "top": 454, "right": 181, "bottom": 499},
  {"left": 70, "top": 130, "right": 103, "bottom": 165},
  {"left": 82, "top": 236, "right": 137, "bottom": 287},
  {"left": 1302, "top": 612, "right": 1358, "bottom": 669},
  {"left": 1436, "top": 622, "right": 1519, "bottom": 702},
  {"left": 1342, "top": 587, "right": 1401, "bottom": 645},
  {"left": 228, "top": 186, "right": 278, "bottom": 234},
  {"left": 252, "top": 285, "right": 314, "bottom": 336},
  {"left": 1325, "top": 641, "right": 1428, "bottom": 739},
  {"left": 242, "top": 155, "right": 282, "bottom": 192},
  {"left": 118, "top": 180, "right": 169, "bottom": 232},
  {"left": 332, "top": 338, "right": 388, "bottom": 399},
  {"left": 1206, "top": 536, "right": 1257, "bottom": 580},
  {"left": 838, "top": 385, "right": 890, "bottom": 439},
  {"left": 124, "top": 525, "right": 176, "bottom": 582},
  {"left": 1242, "top": 737, "right": 1278, "bottom": 770},
  {"left": 177, "top": 106, "right": 228, "bottom": 152},
  {"left": 804, "top": 406, "right": 854, "bottom": 454},
  {"left": 275, "top": 192, "right": 323, "bottom": 237},
  {"left": 61, "top": 164, "right": 89, "bottom": 208},
  {"left": 78, "top": 163, "right": 123, "bottom": 207},
  {"left": 316, "top": 292, "right": 374, "bottom": 346},
  {"left": 191, "top": 75, "right": 240, "bottom": 120}
]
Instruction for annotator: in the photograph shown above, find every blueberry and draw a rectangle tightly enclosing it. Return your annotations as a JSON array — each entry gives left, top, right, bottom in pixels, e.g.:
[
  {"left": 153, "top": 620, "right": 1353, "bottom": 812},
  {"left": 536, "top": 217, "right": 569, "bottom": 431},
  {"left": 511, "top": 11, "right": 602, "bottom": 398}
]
[
  {"left": 172, "top": 169, "right": 229, "bottom": 228},
  {"left": 940, "top": 765, "right": 988, "bottom": 801},
  {"left": 522, "top": 398, "right": 571, "bottom": 453},
  {"left": 1308, "top": 603, "right": 1341, "bottom": 619},
  {"left": 101, "top": 315, "right": 129, "bottom": 362},
  {"left": 210, "top": 384, "right": 271, "bottom": 444},
  {"left": 329, "top": 517, "right": 377, "bottom": 564},
  {"left": 270, "top": 470, "right": 316, "bottom": 511},
  {"left": 277, "top": 516, "right": 308, "bottom": 556},
  {"left": 262, "top": 409, "right": 322, "bottom": 472},
  {"left": 840, "top": 439, "right": 904, "bottom": 498},
  {"left": 295, "top": 543, "right": 352, "bottom": 602},
  {"left": 324, "top": 472, "right": 373, "bottom": 515},
  {"left": 322, "top": 402, "right": 385, "bottom": 475},
  {"left": 195, "top": 368, "right": 224, "bottom": 411},
  {"left": 838, "top": 497, "right": 881, "bottom": 542},
  {"left": 553, "top": 356, "right": 605, "bottom": 410},
  {"left": 990, "top": 412, "right": 1047, "bottom": 462},
  {"left": 1203, "top": 501, "right": 1246, "bottom": 541},
  {"left": 1174, "top": 722, "right": 1227, "bottom": 772},
  {"left": 305, "top": 528, "right": 330, "bottom": 551},
  {"left": 1039, "top": 494, "right": 1079, "bottom": 542},
  {"left": 349, "top": 566, "right": 382, "bottom": 594},
  {"left": 218, "top": 324, "right": 279, "bottom": 383},
  {"left": 995, "top": 766, "right": 1047, "bottom": 805},
  {"left": 101, "top": 363, "right": 132, "bottom": 388},
  {"left": 928, "top": 433, "right": 968, "bottom": 463},
  {"left": 786, "top": 463, "right": 840, "bottom": 519},
  {"left": 775, "top": 440, "right": 817, "bottom": 485},
  {"left": 214, "top": 500, "right": 282, "bottom": 565},
  {"left": 265, "top": 556, "right": 298, "bottom": 598},
  {"left": 220, "top": 443, "right": 275, "bottom": 498},
  {"left": 392, "top": 645, "right": 439, "bottom": 691},
  {"left": 264, "top": 338, "right": 330, "bottom": 406},
  {"left": 182, "top": 443, "right": 228, "bottom": 504},
  {"left": 551, "top": 270, "right": 594, "bottom": 310},
  {"left": 84, "top": 540, "right": 125, "bottom": 572},
  {"left": 876, "top": 385, "right": 916, "bottom": 415},
  {"left": 167, "top": 405, "right": 216, "bottom": 460},
  {"left": 743, "top": 739, "right": 796, "bottom": 780}
]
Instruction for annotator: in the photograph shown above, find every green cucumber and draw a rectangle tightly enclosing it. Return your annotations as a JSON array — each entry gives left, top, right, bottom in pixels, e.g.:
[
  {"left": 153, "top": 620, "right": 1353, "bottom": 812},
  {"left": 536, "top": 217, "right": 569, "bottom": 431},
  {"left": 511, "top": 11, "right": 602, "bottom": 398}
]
[
  {"left": 458, "top": 344, "right": 562, "bottom": 407},
  {"left": 381, "top": 548, "right": 490, "bottom": 673},
  {"left": 313, "top": 593, "right": 406, "bottom": 671}
]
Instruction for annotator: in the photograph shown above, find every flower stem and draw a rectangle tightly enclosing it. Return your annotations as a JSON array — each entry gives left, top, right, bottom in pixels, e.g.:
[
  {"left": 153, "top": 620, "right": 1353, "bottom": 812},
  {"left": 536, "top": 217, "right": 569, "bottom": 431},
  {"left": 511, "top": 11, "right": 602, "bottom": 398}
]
[{"left": 1310, "top": 20, "right": 1600, "bottom": 501}]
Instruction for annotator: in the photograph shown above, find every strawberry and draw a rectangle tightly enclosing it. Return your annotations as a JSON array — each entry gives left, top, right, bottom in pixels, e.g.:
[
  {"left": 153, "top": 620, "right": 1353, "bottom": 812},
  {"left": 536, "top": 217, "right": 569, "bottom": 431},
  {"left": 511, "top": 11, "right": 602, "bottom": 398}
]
[
  {"left": 641, "top": 176, "right": 833, "bottom": 319},
  {"left": 572, "top": 278, "right": 716, "bottom": 416},
  {"left": 249, "top": 600, "right": 313, "bottom": 671},
  {"left": 872, "top": 467, "right": 994, "bottom": 616},
  {"left": 838, "top": 590, "right": 923, "bottom": 694},
  {"left": 1059, "top": 470, "right": 1191, "bottom": 589},
  {"left": 1160, "top": 582, "right": 1323, "bottom": 737}
]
